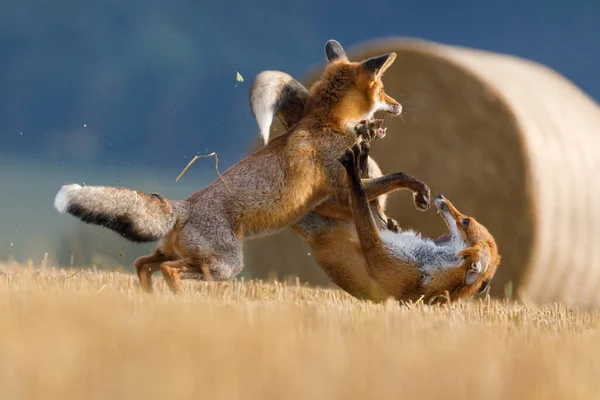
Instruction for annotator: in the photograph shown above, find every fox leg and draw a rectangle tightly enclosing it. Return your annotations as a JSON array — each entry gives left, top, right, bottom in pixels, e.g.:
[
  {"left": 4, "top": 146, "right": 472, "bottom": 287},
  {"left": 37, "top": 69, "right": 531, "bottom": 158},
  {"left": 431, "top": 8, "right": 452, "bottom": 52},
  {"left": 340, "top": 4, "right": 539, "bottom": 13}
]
[
  {"left": 134, "top": 249, "right": 172, "bottom": 293},
  {"left": 316, "top": 143, "right": 430, "bottom": 222},
  {"left": 339, "top": 142, "right": 420, "bottom": 299},
  {"left": 357, "top": 144, "right": 372, "bottom": 177},
  {"left": 307, "top": 145, "right": 394, "bottom": 226},
  {"left": 338, "top": 143, "right": 385, "bottom": 256},
  {"left": 358, "top": 148, "right": 395, "bottom": 231},
  {"left": 160, "top": 260, "right": 192, "bottom": 294},
  {"left": 313, "top": 172, "right": 430, "bottom": 222},
  {"left": 159, "top": 248, "right": 243, "bottom": 293},
  {"left": 156, "top": 217, "right": 245, "bottom": 293},
  {"left": 361, "top": 173, "right": 430, "bottom": 211},
  {"left": 354, "top": 119, "right": 430, "bottom": 211}
]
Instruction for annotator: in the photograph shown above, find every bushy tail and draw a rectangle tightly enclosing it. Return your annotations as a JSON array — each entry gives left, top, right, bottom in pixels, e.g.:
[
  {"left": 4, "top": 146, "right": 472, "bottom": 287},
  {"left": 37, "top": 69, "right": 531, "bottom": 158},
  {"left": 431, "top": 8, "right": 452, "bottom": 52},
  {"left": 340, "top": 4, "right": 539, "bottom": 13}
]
[
  {"left": 250, "top": 70, "right": 308, "bottom": 145},
  {"left": 54, "top": 184, "right": 187, "bottom": 243}
]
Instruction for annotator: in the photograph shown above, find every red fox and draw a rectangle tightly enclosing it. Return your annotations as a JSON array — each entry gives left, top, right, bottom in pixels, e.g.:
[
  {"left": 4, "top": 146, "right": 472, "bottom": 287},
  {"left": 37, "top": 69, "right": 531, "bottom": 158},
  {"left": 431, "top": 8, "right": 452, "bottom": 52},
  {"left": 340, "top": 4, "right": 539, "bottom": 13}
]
[
  {"left": 249, "top": 70, "right": 430, "bottom": 300},
  {"left": 54, "top": 40, "right": 413, "bottom": 293},
  {"left": 338, "top": 143, "right": 501, "bottom": 303}
]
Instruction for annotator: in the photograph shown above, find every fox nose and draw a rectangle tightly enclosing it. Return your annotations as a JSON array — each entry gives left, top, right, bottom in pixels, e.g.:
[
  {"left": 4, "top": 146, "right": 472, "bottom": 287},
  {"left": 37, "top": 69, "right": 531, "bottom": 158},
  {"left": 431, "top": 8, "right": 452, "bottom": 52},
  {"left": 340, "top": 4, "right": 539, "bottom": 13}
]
[
  {"left": 436, "top": 194, "right": 445, "bottom": 200},
  {"left": 392, "top": 103, "right": 402, "bottom": 115}
]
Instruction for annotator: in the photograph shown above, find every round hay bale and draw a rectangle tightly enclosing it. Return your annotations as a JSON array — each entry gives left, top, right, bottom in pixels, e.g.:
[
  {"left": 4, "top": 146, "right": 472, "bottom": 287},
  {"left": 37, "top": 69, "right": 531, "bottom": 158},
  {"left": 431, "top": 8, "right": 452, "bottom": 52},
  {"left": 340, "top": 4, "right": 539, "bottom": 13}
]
[{"left": 243, "top": 38, "right": 600, "bottom": 307}]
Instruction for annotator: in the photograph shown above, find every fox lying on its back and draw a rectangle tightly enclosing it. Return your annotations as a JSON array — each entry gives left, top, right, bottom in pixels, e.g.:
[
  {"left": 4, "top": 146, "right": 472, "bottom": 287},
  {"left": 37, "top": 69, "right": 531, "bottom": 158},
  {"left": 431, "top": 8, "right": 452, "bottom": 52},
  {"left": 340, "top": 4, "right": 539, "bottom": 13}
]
[
  {"left": 54, "top": 40, "right": 412, "bottom": 294},
  {"left": 339, "top": 143, "right": 501, "bottom": 303}
]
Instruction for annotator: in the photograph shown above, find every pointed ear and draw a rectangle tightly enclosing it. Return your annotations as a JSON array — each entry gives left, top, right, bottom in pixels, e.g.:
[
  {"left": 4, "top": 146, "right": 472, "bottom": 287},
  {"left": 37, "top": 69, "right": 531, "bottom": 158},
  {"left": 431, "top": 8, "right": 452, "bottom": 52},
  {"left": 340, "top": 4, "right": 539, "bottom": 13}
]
[
  {"left": 464, "top": 243, "right": 491, "bottom": 286},
  {"left": 361, "top": 53, "right": 397, "bottom": 79},
  {"left": 465, "top": 264, "right": 481, "bottom": 285},
  {"left": 325, "top": 40, "right": 348, "bottom": 63}
]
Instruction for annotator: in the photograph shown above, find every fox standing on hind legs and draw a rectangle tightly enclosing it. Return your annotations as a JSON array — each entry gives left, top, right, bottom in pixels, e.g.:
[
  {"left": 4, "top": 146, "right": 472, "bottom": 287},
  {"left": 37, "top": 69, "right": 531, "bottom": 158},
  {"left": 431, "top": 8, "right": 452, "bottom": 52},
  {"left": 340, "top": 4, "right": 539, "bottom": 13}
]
[
  {"left": 250, "top": 69, "right": 430, "bottom": 300},
  {"left": 338, "top": 142, "right": 501, "bottom": 304},
  {"left": 54, "top": 39, "right": 411, "bottom": 294}
]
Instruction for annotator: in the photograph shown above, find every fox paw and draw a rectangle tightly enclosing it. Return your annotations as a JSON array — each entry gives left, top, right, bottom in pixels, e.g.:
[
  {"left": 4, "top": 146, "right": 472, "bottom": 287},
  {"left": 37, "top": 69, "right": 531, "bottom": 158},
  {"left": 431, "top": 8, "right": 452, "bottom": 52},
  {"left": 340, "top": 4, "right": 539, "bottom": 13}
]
[
  {"left": 354, "top": 119, "right": 386, "bottom": 142},
  {"left": 338, "top": 148, "right": 356, "bottom": 172},
  {"left": 413, "top": 184, "right": 431, "bottom": 211},
  {"left": 386, "top": 217, "right": 400, "bottom": 233},
  {"left": 357, "top": 141, "right": 371, "bottom": 176},
  {"left": 339, "top": 142, "right": 368, "bottom": 174}
]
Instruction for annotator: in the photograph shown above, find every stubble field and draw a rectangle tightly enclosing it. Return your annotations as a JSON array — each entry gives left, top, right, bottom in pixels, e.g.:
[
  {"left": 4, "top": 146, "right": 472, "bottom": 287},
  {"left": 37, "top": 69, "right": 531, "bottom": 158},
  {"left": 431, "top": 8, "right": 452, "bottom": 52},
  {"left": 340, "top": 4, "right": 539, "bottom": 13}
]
[{"left": 1, "top": 263, "right": 599, "bottom": 400}]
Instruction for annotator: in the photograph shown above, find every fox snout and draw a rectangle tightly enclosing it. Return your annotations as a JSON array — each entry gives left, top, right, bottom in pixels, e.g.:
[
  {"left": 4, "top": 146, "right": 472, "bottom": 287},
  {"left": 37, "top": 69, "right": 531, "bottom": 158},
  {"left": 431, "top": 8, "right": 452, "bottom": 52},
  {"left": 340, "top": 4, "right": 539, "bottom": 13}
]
[
  {"left": 435, "top": 194, "right": 448, "bottom": 212},
  {"left": 388, "top": 102, "right": 402, "bottom": 115},
  {"left": 379, "top": 96, "right": 402, "bottom": 115}
]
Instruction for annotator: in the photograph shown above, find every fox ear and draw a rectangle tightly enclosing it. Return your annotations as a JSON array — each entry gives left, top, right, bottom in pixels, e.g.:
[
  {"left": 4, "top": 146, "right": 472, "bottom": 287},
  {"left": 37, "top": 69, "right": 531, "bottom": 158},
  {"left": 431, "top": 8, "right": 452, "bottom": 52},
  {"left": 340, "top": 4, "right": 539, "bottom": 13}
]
[
  {"left": 464, "top": 244, "right": 491, "bottom": 286},
  {"left": 325, "top": 40, "right": 348, "bottom": 63},
  {"left": 465, "top": 263, "right": 481, "bottom": 285},
  {"left": 361, "top": 53, "right": 397, "bottom": 79}
]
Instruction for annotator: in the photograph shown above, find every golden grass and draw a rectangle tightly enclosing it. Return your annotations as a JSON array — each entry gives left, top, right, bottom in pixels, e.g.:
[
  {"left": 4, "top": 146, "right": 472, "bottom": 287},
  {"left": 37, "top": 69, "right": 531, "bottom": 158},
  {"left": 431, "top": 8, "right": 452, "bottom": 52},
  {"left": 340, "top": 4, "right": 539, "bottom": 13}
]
[{"left": 1, "top": 264, "right": 599, "bottom": 400}]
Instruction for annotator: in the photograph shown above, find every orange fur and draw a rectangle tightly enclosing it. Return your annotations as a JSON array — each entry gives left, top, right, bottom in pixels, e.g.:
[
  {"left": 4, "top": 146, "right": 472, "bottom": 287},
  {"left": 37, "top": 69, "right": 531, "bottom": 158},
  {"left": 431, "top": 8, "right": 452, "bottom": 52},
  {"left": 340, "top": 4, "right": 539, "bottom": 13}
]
[
  {"left": 339, "top": 144, "right": 501, "bottom": 305},
  {"left": 55, "top": 40, "right": 404, "bottom": 294}
]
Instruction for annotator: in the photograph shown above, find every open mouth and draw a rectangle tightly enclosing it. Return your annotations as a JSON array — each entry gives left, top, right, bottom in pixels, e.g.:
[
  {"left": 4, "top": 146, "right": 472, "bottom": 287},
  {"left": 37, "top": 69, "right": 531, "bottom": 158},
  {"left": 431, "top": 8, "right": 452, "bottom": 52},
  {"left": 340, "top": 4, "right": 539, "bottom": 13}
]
[
  {"left": 433, "top": 196, "right": 454, "bottom": 245},
  {"left": 435, "top": 233, "right": 451, "bottom": 242}
]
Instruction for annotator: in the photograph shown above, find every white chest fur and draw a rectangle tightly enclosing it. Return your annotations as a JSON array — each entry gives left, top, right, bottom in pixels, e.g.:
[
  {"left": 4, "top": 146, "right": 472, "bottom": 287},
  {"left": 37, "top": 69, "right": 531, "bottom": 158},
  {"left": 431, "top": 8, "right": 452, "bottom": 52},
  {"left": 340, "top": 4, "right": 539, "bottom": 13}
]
[{"left": 380, "top": 230, "right": 464, "bottom": 277}]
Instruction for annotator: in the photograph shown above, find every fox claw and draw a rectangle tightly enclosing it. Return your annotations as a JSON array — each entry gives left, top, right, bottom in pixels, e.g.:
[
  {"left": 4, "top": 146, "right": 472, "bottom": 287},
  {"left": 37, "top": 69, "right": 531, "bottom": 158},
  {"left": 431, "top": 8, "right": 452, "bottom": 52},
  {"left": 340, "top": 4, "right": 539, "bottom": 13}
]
[
  {"left": 339, "top": 142, "right": 367, "bottom": 174},
  {"left": 413, "top": 185, "right": 431, "bottom": 211},
  {"left": 354, "top": 119, "right": 386, "bottom": 142},
  {"left": 387, "top": 217, "right": 400, "bottom": 233},
  {"left": 338, "top": 147, "right": 357, "bottom": 171}
]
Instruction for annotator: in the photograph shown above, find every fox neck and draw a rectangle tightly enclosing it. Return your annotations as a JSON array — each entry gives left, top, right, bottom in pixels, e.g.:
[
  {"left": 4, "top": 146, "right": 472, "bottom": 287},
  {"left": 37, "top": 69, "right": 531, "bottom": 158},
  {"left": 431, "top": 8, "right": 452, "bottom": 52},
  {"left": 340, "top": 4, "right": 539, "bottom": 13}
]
[
  {"left": 303, "top": 66, "right": 375, "bottom": 132},
  {"left": 303, "top": 100, "right": 375, "bottom": 133},
  {"left": 381, "top": 230, "right": 466, "bottom": 271},
  {"left": 344, "top": 108, "right": 377, "bottom": 131}
]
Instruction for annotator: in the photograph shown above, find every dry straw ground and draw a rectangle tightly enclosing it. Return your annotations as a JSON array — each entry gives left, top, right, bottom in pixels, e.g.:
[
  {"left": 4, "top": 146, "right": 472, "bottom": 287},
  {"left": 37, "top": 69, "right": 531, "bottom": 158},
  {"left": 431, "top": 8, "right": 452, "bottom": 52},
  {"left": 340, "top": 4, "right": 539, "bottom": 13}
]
[{"left": 1, "top": 263, "right": 599, "bottom": 400}]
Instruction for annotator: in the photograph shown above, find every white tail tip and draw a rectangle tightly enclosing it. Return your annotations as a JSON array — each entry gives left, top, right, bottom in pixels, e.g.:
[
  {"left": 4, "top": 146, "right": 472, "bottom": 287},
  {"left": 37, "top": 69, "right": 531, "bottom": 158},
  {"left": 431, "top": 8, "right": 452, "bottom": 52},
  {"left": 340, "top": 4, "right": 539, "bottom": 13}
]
[
  {"left": 54, "top": 184, "right": 82, "bottom": 213},
  {"left": 256, "top": 112, "right": 273, "bottom": 146}
]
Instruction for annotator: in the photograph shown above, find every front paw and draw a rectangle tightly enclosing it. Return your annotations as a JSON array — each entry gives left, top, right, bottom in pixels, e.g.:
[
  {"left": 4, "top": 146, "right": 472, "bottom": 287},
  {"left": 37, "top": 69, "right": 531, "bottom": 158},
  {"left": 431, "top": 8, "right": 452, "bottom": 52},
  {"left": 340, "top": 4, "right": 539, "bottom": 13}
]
[
  {"left": 339, "top": 142, "right": 365, "bottom": 175},
  {"left": 354, "top": 119, "right": 386, "bottom": 142},
  {"left": 357, "top": 141, "right": 371, "bottom": 176},
  {"left": 413, "top": 184, "right": 431, "bottom": 211},
  {"left": 338, "top": 147, "right": 356, "bottom": 172},
  {"left": 386, "top": 217, "right": 400, "bottom": 233}
]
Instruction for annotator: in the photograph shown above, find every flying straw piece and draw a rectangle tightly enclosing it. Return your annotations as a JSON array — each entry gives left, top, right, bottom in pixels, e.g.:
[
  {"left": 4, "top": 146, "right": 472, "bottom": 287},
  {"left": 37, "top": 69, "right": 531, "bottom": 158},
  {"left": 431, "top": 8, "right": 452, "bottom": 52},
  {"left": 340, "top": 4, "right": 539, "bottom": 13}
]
[
  {"left": 176, "top": 152, "right": 231, "bottom": 193},
  {"left": 235, "top": 71, "right": 244, "bottom": 87}
]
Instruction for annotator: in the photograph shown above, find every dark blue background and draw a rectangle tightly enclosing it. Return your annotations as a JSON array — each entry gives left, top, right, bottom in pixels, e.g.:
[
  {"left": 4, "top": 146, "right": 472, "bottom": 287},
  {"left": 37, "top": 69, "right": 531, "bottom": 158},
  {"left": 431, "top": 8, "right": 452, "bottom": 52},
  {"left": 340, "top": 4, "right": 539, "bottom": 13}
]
[{"left": 1, "top": 0, "right": 598, "bottom": 170}]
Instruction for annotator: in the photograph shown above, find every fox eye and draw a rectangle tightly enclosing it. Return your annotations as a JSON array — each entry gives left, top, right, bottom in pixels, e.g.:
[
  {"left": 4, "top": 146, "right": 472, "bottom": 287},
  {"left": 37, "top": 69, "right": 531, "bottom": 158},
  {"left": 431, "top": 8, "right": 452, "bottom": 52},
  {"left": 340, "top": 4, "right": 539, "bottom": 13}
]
[{"left": 461, "top": 218, "right": 470, "bottom": 227}]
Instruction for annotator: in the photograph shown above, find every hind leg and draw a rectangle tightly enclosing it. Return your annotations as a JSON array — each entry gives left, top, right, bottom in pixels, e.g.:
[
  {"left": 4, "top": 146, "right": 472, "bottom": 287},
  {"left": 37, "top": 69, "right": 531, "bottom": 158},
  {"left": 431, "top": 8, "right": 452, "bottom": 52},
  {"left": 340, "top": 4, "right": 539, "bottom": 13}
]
[
  {"left": 160, "top": 260, "right": 191, "bottom": 294},
  {"left": 160, "top": 212, "right": 245, "bottom": 293},
  {"left": 160, "top": 260, "right": 214, "bottom": 294},
  {"left": 160, "top": 252, "right": 243, "bottom": 294},
  {"left": 134, "top": 249, "right": 172, "bottom": 293}
]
